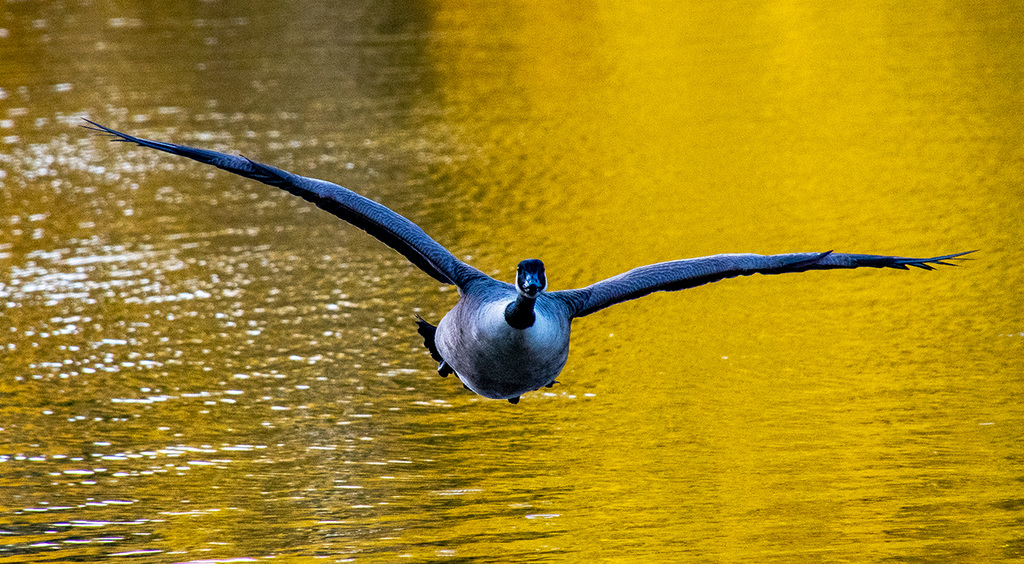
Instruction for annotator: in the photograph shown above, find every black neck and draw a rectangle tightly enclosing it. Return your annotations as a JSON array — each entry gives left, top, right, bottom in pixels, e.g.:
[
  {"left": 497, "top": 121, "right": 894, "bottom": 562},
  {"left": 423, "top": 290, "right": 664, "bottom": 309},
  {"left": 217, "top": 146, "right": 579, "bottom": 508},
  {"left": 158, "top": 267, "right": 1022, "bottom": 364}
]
[{"left": 504, "top": 295, "right": 536, "bottom": 330}]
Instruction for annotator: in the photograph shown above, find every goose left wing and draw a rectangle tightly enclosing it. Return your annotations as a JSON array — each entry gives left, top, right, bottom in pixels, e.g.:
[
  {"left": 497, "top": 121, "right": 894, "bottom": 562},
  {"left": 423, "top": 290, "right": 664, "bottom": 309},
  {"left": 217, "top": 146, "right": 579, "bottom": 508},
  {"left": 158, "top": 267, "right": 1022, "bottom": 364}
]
[
  {"left": 84, "top": 120, "right": 486, "bottom": 289},
  {"left": 552, "top": 251, "right": 973, "bottom": 318}
]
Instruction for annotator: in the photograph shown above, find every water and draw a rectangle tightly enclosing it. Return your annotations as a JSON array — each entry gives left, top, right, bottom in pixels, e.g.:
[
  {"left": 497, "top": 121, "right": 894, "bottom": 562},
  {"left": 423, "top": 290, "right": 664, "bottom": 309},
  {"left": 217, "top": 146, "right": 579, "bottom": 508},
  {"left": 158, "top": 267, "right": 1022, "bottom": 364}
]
[{"left": 2, "top": 1, "right": 1022, "bottom": 562}]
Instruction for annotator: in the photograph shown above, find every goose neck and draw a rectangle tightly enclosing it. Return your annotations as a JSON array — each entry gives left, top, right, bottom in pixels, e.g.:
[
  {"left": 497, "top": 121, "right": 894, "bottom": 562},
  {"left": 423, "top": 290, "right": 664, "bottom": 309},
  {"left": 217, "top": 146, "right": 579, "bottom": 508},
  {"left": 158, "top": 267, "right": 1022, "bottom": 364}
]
[{"left": 504, "top": 295, "right": 537, "bottom": 330}]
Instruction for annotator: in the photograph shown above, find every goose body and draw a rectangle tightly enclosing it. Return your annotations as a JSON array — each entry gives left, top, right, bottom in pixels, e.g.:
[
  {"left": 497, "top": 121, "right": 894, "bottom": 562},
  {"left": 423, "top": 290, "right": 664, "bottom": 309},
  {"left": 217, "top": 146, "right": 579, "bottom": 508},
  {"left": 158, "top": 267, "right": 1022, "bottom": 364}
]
[
  {"left": 85, "top": 120, "right": 973, "bottom": 404},
  {"left": 435, "top": 282, "right": 574, "bottom": 400}
]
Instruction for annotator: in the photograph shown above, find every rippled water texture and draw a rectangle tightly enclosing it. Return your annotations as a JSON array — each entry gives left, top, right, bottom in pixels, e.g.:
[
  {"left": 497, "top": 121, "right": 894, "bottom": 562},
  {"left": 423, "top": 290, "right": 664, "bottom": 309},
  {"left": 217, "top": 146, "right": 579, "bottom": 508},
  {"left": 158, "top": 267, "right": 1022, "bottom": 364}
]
[{"left": 2, "top": 1, "right": 1022, "bottom": 562}]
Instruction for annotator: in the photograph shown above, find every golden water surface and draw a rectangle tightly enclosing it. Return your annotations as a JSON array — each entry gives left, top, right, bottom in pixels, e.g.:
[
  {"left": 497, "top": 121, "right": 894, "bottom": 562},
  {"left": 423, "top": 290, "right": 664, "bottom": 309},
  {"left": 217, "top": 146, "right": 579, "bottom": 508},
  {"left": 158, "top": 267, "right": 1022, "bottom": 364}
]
[{"left": 1, "top": 1, "right": 1022, "bottom": 562}]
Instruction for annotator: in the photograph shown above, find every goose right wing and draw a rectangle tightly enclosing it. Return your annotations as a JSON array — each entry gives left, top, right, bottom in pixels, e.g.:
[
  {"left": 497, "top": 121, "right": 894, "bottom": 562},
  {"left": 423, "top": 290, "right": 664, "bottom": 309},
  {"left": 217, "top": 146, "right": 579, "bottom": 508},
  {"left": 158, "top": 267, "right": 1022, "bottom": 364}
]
[
  {"left": 553, "top": 251, "right": 973, "bottom": 318},
  {"left": 85, "top": 120, "right": 486, "bottom": 289}
]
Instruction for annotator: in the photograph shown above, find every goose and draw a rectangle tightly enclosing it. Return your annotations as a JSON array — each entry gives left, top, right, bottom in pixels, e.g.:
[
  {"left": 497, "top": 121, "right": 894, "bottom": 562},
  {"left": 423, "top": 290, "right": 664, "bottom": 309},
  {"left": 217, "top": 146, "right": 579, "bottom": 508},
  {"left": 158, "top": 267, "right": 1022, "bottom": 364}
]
[{"left": 83, "top": 120, "right": 972, "bottom": 404}]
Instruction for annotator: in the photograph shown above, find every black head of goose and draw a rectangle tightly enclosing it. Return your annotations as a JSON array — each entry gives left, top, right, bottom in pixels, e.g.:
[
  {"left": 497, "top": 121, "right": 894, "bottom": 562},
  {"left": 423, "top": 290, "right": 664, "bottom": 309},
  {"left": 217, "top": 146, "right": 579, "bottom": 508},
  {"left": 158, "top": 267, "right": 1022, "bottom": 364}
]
[{"left": 84, "top": 120, "right": 974, "bottom": 404}]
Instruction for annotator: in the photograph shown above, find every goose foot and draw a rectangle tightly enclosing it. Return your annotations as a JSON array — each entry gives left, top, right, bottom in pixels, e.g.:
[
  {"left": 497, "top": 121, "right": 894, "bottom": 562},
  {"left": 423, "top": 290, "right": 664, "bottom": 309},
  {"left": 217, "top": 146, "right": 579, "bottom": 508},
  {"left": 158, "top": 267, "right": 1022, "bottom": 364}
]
[
  {"left": 508, "top": 396, "right": 520, "bottom": 404},
  {"left": 437, "top": 360, "right": 454, "bottom": 377},
  {"left": 545, "top": 380, "right": 559, "bottom": 388}
]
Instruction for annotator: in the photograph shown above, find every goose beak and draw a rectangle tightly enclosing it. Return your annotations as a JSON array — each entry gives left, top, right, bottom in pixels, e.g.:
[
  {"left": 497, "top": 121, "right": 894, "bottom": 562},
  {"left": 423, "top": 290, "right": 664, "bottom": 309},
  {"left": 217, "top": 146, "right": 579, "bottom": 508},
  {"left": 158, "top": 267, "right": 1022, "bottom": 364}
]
[{"left": 521, "top": 274, "right": 543, "bottom": 298}]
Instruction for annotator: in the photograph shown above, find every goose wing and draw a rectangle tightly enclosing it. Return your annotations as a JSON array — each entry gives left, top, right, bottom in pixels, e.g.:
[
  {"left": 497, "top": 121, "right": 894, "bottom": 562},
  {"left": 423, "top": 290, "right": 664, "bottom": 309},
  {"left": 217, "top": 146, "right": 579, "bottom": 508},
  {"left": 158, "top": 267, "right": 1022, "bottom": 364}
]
[
  {"left": 553, "top": 251, "right": 973, "bottom": 318},
  {"left": 84, "top": 120, "right": 486, "bottom": 288}
]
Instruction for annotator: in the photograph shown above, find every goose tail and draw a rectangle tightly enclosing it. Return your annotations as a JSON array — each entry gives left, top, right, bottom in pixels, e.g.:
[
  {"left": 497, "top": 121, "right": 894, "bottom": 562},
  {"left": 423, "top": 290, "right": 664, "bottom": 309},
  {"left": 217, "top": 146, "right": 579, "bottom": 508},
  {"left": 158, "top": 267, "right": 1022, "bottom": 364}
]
[{"left": 414, "top": 315, "right": 443, "bottom": 363}]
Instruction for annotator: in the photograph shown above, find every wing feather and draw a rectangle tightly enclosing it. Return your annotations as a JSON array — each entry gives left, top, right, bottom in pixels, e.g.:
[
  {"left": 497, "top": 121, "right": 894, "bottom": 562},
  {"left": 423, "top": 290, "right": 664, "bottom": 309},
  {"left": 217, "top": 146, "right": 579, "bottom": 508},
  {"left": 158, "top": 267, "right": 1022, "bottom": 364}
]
[
  {"left": 84, "top": 120, "right": 485, "bottom": 288},
  {"left": 553, "top": 251, "right": 974, "bottom": 318}
]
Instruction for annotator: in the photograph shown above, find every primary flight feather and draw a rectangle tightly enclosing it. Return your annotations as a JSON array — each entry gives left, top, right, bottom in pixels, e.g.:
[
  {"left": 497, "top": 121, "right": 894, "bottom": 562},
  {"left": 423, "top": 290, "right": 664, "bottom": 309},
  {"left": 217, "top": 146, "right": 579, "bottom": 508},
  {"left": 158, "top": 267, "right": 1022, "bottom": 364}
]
[{"left": 84, "top": 120, "right": 972, "bottom": 404}]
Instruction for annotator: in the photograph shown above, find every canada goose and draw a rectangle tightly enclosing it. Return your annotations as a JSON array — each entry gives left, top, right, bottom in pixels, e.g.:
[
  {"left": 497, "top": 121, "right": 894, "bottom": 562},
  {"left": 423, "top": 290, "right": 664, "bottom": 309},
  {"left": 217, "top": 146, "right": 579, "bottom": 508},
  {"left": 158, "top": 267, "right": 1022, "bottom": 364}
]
[{"left": 84, "top": 120, "right": 972, "bottom": 404}]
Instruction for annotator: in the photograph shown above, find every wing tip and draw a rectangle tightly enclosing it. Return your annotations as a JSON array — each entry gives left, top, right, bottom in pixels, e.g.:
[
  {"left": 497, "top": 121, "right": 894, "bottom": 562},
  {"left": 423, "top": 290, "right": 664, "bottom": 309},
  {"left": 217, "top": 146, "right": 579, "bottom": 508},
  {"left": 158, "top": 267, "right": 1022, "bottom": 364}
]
[
  {"left": 80, "top": 118, "right": 148, "bottom": 147},
  {"left": 898, "top": 249, "right": 976, "bottom": 270},
  {"left": 80, "top": 118, "right": 120, "bottom": 137}
]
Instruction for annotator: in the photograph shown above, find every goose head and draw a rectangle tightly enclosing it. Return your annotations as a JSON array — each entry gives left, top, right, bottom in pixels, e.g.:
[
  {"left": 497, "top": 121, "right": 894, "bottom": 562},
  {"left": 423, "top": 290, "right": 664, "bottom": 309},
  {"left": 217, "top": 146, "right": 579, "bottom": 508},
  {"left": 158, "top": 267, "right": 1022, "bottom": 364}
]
[
  {"left": 515, "top": 259, "right": 547, "bottom": 299},
  {"left": 505, "top": 259, "right": 546, "bottom": 330}
]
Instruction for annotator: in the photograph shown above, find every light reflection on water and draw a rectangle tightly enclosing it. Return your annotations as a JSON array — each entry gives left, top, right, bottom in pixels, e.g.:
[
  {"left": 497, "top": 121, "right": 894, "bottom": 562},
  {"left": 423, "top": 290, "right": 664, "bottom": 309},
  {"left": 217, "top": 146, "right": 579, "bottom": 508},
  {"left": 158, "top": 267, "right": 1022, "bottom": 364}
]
[{"left": 2, "top": 0, "right": 1023, "bottom": 562}]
